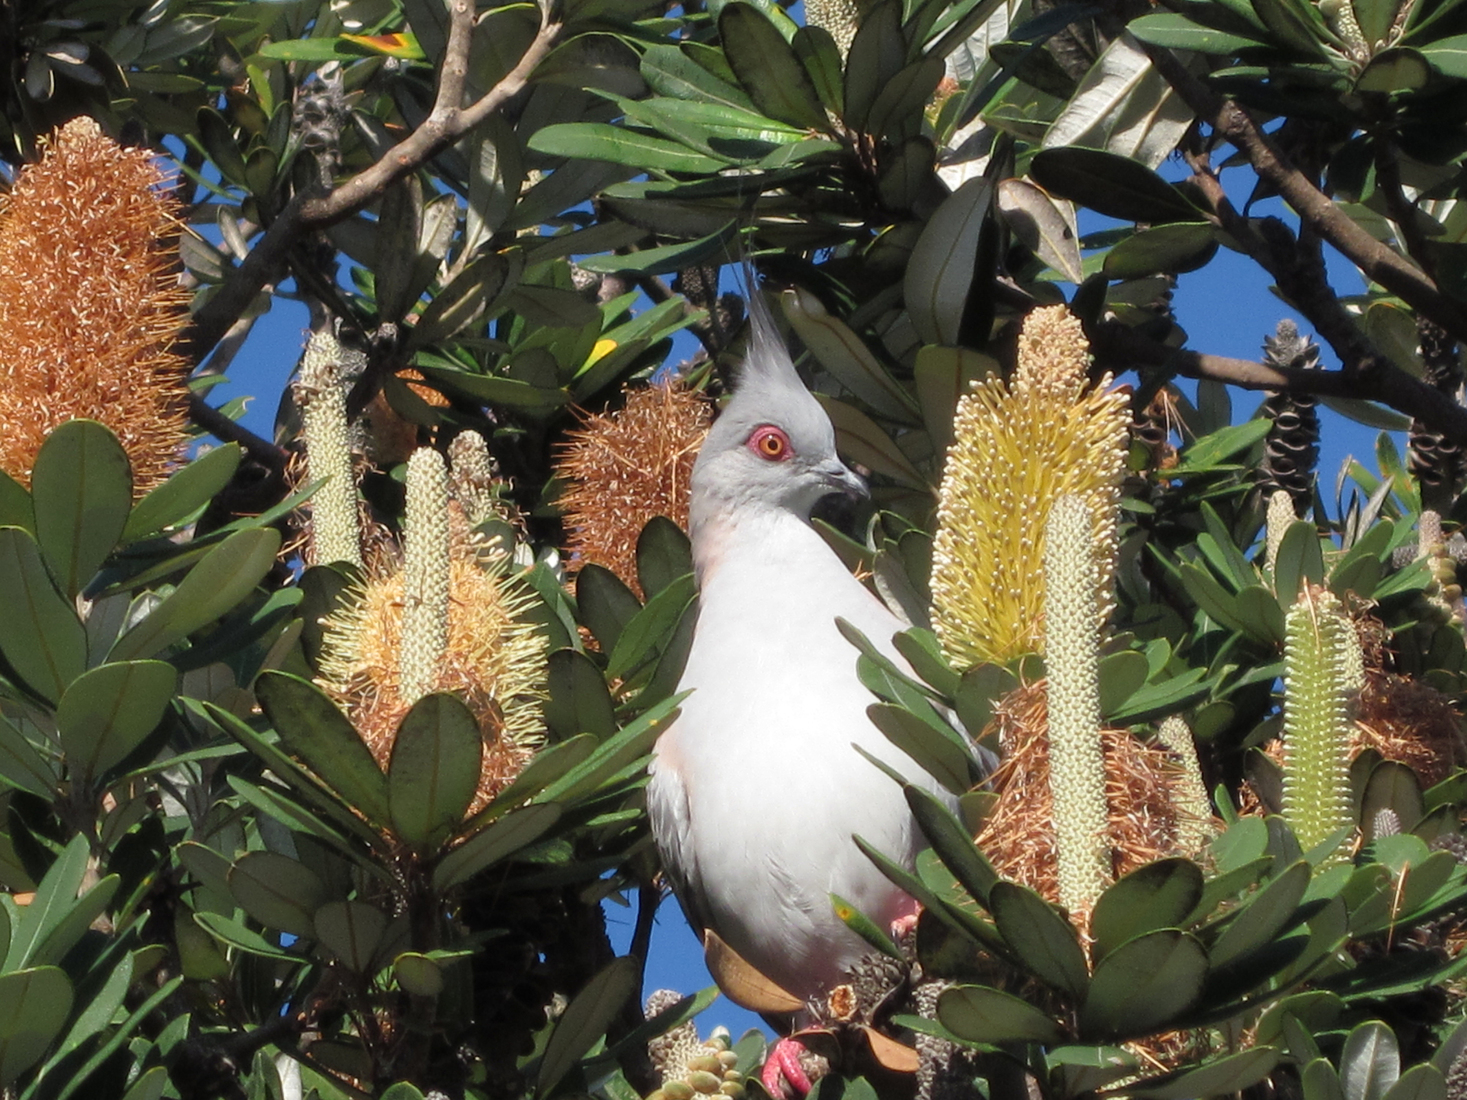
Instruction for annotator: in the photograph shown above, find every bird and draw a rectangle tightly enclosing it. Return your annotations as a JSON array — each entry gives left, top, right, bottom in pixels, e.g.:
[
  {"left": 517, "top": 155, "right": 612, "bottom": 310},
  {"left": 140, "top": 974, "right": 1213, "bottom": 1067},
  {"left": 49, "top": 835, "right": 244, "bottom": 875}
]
[{"left": 646, "top": 280, "right": 972, "bottom": 1096}]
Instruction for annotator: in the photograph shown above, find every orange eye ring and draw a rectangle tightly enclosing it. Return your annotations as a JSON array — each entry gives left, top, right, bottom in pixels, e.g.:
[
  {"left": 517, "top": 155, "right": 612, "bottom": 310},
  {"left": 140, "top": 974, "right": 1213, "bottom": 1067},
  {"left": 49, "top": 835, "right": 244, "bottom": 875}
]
[{"left": 748, "top": 425, "right": 792, "bottom": 461}]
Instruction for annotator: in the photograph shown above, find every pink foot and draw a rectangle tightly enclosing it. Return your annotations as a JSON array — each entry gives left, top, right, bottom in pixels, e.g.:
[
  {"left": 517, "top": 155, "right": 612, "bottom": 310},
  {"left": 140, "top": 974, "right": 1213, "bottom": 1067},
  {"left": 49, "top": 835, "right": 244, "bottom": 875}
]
[
  {"left": 889, "top": 913, "right": 919, "bottom": 939},
  {"left": 760, "top": 1037, "right": 814, "bottom": 1099}
]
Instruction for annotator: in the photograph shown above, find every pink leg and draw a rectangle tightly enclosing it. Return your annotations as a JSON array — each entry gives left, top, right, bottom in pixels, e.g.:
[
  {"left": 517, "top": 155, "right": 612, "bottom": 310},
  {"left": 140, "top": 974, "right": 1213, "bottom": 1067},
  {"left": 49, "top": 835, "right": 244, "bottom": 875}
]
[{"left": 760, "top": 1037, "right": 814, "bottom": 1099}]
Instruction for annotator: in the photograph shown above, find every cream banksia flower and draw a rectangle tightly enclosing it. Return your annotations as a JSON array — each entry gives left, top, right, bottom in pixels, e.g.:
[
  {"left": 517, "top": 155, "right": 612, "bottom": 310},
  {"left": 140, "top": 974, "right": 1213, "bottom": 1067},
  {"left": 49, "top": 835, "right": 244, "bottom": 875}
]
[
  {"left": 1281, "top": 585, "right": 1356, "bottom": 858},
  {"left": 316, "top": 446, "right": 548, "bottom": 807},
  {"left": 1043, "top": 494, "right": 1111, "bottom": 915},
  {"left": 0, "top": 118, "right": 190, "bottom": 492},
  {"left": 296, "top": 329, "right": 364, "bottom": 569},
  {"left": 931, "top": 306, "right": 1129, "bottom": 669}
]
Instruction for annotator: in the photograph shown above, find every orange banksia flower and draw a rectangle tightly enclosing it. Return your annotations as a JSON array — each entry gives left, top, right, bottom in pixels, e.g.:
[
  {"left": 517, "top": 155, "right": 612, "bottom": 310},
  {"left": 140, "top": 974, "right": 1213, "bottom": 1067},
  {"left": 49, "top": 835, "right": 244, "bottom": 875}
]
[
  {"left": 0, "top": 118, "right": 190, "bottom": 492},
  {"left": 556, "top": 380, "right": 710, "bottom": 596}
]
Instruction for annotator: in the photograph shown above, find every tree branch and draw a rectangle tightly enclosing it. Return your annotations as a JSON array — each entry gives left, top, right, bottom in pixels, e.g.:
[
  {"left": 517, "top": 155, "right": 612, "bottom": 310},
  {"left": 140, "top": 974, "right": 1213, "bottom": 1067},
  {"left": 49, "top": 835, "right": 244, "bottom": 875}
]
[
  {"left": 1138, "top": 41, "right": 1467, "bottom": 346},
  {"left": 184, "top": 3, "right": 562, "bottom": 370},
  {"left": 1092, "top": 320, "right": 1467, "bottom": 442}
]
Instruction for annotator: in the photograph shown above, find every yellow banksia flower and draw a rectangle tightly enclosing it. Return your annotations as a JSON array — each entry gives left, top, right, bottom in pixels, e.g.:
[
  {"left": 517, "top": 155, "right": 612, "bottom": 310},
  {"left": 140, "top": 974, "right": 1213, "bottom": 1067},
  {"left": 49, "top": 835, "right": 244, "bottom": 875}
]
[
  {"left": 0, "top": 117, "right": 190, "bottom": 492},
  {"left": 556, "top": 380, "right": 710, "bottom": 597},
  {"left": 931, "top": 305, "right": 1128, "bottom": 668},
  {"left": 400, "top": 448, "right": 452, "bottom": 706}
]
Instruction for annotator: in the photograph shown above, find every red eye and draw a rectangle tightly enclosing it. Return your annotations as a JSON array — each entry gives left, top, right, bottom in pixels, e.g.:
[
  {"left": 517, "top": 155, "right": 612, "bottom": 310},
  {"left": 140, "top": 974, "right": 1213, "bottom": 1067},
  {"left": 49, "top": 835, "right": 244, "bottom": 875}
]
[{"left": 747, "top": 425, "right": 792, "bottom": 461}]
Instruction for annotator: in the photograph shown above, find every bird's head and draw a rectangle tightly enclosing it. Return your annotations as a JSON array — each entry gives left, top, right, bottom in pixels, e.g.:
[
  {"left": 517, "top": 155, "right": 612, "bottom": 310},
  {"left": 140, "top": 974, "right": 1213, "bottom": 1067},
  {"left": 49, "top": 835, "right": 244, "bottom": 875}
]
[{"left": 690, "top": 288, "right": 866, "bottom": 525}]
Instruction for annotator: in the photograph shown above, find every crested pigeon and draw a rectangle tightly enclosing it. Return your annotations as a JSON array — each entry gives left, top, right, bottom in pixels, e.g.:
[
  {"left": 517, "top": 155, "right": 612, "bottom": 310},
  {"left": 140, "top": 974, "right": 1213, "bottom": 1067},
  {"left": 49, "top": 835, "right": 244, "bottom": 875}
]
[{"left": 646, "top": 282, "right": 972, "bottom": 1090}]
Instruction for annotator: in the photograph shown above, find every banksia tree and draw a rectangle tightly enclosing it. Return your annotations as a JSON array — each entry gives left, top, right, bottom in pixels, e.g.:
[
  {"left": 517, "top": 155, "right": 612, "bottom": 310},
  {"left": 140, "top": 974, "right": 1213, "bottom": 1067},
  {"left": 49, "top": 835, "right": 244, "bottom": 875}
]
[
  {"left": 556, "top": 381, "right": 710, "bottom": 596},
  {"left": 931, "top": 305, "right": 1129, "bottom": 669},
  {"left": 0, "top": 117, "right": 190, "bottom": 491},
  {"left": 1281, "top": 585, "right": 1357, "bottom": 858}
]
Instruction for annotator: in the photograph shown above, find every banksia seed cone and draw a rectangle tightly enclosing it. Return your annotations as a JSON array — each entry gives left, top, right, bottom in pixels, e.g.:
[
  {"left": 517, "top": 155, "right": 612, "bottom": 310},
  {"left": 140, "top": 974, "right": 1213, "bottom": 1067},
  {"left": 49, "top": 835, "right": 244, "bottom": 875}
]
[
  {"left": 556, "top": 381, "right": 710, "bottom": 597},
  {"left": 1043, "top": 495, "right": 1111, "bottom": 915},
  {"left": 931, "top": 305, "right": 1128, "bottom": 669},
  {"left": 1281, "top": 585, "right": 1355, "bottom": 859},
  {"left": 0, "top": 118, "right": 190, "bottom": 492},
  {"left": 297, "top": 329, "right": 364, "bottom": 569},
  {"left": 1410, "top": 320, "right": 1467, "bottom": 513},
  {"left": 1256, "top": 320, "right": 1321, "bottom": 513}
]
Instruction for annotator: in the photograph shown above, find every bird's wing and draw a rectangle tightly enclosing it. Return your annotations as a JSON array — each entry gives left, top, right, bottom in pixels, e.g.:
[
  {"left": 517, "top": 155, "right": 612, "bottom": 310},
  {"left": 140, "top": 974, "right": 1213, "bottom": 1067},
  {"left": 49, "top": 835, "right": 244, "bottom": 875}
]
[{"left": 646, "top": 734, "right": 710, "bottom": 937}]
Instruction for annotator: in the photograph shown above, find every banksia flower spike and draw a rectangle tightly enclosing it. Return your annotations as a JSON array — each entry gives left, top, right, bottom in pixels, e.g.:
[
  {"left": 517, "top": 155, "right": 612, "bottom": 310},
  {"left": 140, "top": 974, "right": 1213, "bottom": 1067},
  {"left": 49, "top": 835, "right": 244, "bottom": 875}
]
[
  {"left": 1156, "top": 716, "right": 1216, "bottom": 858},
  {"left": 931, "top": 305, "right": 1129, "bottom": 669},
  {"left": 1264, "top": 489, "right": 1295, "bottom": 577},
  {"left": 401, "top": 447, "right": 451, "bottom": 706},
  {"left": 448, "top": 430, "right": 501, "bottom": 529},
  {"left": 556, "top": 381, "right": 710, "bottom": 597},
  {"left": 1043, "top": 494, "right": 1111, "bottom": 915},
  {"left": 297, "top": 329, "right": 364, "bottom": 569},
  {"left": 1281, "top": 585, "right": 1356, "bottom": 859},
  {"left": 0, "top": 117, "right": 190, "bottom": 492},
  {"left": 317, "top": 446, "right": 548, "bottom": 805}
]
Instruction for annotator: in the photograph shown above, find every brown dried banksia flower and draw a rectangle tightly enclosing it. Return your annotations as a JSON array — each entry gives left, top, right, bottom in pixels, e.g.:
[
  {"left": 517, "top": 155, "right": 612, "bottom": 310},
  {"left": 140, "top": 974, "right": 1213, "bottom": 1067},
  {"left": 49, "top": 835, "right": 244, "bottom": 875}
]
[
  {"left": 556, "top": 380, "right": 710, "bottom": 596},
  {"left": 0, "top": 117, "right": 190, "bottom": 492},
  {"left": 931, "top": 305, "right": 1129, "bottom": 669}
]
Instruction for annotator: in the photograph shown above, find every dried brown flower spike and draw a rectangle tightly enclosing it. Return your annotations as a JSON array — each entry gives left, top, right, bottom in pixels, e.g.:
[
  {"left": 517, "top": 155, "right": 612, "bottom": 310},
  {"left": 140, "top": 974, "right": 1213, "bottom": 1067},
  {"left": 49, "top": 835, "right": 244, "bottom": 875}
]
[
  {"left": 556, "top": 380, "right": 710, "bottom": 596},
  {"left": 0, "top": 118, "right": 190, "bottom": 492}
]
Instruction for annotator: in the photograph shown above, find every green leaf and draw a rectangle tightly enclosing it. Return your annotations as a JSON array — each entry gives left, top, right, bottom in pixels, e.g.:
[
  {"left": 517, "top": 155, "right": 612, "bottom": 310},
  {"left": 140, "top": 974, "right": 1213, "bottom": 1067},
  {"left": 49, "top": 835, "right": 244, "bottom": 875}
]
[
  {"left": 1383, "top": 1064, "right": 1446, "bottom": 1100},
  {"left": 193, "top": 911, "right": 299, "bottom": 961},
  {"left": 793, "top": 25, "right": 843, "bottom": 114},
  {"left": 1129, "top": 12, "right": 1269, "bottom": 49},
  {"left": 906, "top": 785, "right": 999, "bottom": 903},
  {"left": 1172, "top": 418, "right": 1271, "bottom": 474},
  {"left": 1273, "top": 519, "right": 1326, "bottom": 605},
  {"left": 1361, "top": 761, "right": 1424, "bottom": 837},
  {"left": 814, "top": 394, "right": 928, "bottom": 488},
  {"left": 1307, "top": 1058, "right": 1348, "bottom": 1100},
  {"left": 1091, "top": 858, "right": 1204, "bottom": 961},
  {"left": 0, "top": 714, "right": 58, "bottom": 797},
  {"left": 1080, "top": 930, "right": 1207, "bottom": 1038},
  {"left": 409, "top": 251, "right": 521, "bottom": 350},
  {"left": 537, "top": 956, "right": 640, "bottom": 1097},
  {"left": 0, "top": 468, "right": 31, "bottom": 533},
  {"left": 315, "top": 901, "right": 388, "bottom": 972},
  {"left": 1102, "top": 222, "right": 1217, "bottom": 279},
  {"left": 0, "top": 526, "right": 86, "bottom": 703},
  {"left": 990, "top": 881, "right": 1089, "bottom": 998},
  {"left": 718, "top": 3, "right": 829, "bottom": 131},
  {"left": 124, "top": 443, "right": 240, "bottom": 540},
  {"left": 388, "top": 693, "right": 482, "bottom": 851},
  {"left": 255, "top": 671, "right": 393, "bottom": 829},
  {"left": 936, "top": 984, "right": 1064, "bottom": 1044},
  {"left": 639, "top": 44, "right": 754, "bottom": 111},
  {"left": 1096, "top": 650, "right": 1149, "bottom": 720},
  {"left": 30, "top": 420, "right": 132, "bottom": 597},
  {"left": 636, "top": 517, "right": 693, "bottom": 599},
  {"left": 28, "top": 875, "right": 117, "bottom": 967},
  {"left": 529, "top": 122, "right": 726, "bottom": 173},
  {"left": 577, "top": 223, "right": 739, "bottom": 276},
  {"left": 1029, "top": 147, "right": 1203, "bottom": 224},
  {"left": 577, "top": 564, "right": 642, "bottom": 653},
  {"left": 1127, "top": 1047, "right": 1280, "bottom": 1099},
  {"left": 56, "top": 660, "right": 176, "bottom": 782},
  {"left": 830, "top": 893, "right": 903, "bottom": 959},
  {"left": 0, "top": 967, "right": 73, "bottom": 1085},
  {"left": 545, "top": 651, "right": 617, "bottom": 741},
  {"left": 844, "top": 0, "right": 904, "bottom": 130},
  {"left": 1355, "top": 46, "right": 1431, "bottom": 91},
  {"left": 869, "top": 703, "right": 975, "bottom": 795},
  {"left": 433, "top": 803, "right": 563, "bottom": 889},
  {"left": 904, "top": 178, "right": 993, "bottom": 347},
  {"left": 196, "top": 106, "right": 247, "bottom": 187},
  {"left": 109, "top": 527, "right": 281, "bottom": 660},
  {"left": 1208, "top": 859, "right": 1310, "bottom": 967},
  {"left": 606, "top": 573, "right": 696, "bottom": 682},
  {"left": 6, "top": 834, "right": 87, "bottom": 970},
  {"left": 1422, "top": 35, "right": 1467, "bottom": 77},
  {"left": 1341, "top": 1022, "right": 1400, "bottom": 1100},
  {"left": 229, "top": 851, "right": 329, "bottom": 938}
]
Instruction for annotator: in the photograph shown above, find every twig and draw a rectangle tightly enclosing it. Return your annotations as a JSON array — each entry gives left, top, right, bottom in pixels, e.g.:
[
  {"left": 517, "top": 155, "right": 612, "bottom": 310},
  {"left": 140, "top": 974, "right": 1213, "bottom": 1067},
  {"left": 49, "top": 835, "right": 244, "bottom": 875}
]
[
  {"left": 187, "top": 392, "right": 288, "bottom": 473},
  {"left": 1092, "top": 320, "right": 1467, "bottom": 442},
  {"left": 184, "top": 3, "right": 562, "bottom": 368},
  {"left": 1138, "top": 40, "right": 1467, "bottom": 346}
]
